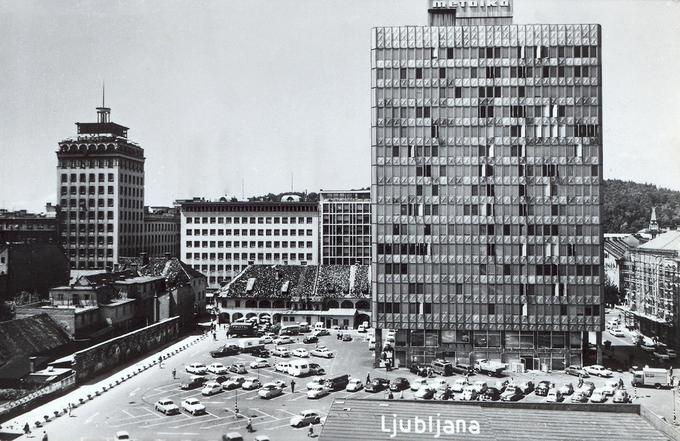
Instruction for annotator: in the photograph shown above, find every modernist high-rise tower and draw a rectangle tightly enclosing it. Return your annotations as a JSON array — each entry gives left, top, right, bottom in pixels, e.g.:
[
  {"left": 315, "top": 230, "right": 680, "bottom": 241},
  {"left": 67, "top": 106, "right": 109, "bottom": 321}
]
[
  {"left": 56, "top": 104, "right": 145, "bottom": 269},
  {"left": 371, "top": 0, "right": 603, "bottom": 369}
]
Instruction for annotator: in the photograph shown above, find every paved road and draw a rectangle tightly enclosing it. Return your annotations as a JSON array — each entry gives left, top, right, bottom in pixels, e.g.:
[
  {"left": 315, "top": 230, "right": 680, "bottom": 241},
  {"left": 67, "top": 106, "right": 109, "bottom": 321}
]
[{"left": 7, "top": 326, "right": 678, "bottom": 441}]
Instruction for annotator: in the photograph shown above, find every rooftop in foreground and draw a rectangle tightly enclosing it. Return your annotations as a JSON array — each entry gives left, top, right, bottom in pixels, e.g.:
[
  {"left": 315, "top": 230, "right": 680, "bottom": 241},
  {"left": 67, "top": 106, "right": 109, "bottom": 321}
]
[{"left": 319, "top": 398, "right": 673, "bottom": 441}]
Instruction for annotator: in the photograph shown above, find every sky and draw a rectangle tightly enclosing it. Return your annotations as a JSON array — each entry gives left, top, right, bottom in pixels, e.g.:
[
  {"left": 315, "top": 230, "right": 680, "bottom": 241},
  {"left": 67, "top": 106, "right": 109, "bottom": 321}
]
[{"left": 0, "top": 0, "right": 678, "bottom": 212}]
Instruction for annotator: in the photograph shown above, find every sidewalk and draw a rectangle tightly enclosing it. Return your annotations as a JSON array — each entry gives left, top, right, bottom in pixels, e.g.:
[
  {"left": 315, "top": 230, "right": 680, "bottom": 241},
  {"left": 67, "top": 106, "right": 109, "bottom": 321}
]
[{"left": 1, "top": 334, "right": 205, "bottom": 439}]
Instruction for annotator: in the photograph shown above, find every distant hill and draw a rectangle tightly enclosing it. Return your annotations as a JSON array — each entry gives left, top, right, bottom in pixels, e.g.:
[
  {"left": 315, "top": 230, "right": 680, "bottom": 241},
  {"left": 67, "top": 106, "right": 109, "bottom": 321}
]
[{"left": 603, "top": 179, "right": 680, "bottom": 233}]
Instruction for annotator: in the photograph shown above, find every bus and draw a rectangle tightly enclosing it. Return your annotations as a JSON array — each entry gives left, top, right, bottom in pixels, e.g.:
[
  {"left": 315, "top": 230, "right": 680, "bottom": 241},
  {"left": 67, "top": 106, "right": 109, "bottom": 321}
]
[
  {"left": 298, "top": 322, "right": 310, "bottom": 333},
  {"left": 228, "top": 322, "right": 258, "bottom": 337},
  {"left": 279, "top": 324, "right": 300, "bottom": 336}
]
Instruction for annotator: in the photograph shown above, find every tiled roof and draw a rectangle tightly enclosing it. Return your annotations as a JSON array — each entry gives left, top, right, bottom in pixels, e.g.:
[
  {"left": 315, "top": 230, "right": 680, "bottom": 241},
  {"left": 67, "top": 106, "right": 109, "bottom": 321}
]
[
  {"left": 320, "top": 399, "right": 670, "bottom": 441},
  {"left": 0, "top": 314, "right": 72, "bottom": 379},
  {"left": 639, "top": 230, "right": 680, "bottom": 252},
  {"left": 118, "top": 257, "right": 206, "bottom": 289}
]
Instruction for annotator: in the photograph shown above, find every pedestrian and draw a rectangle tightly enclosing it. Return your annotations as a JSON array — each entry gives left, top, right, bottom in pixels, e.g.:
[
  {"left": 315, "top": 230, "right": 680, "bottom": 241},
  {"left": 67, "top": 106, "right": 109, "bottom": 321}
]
[
  {"left": 578, "top": 377, "right": 584, "bottom": 388},
  {"left": 366, "top": 373, "right": 371, "bottom": 384},
  {"left": 399, "top": 390, "right": 404, "bottom": 399},
  {"left": 42, "top": 430, "right": 48, "bottom": 441},
  {"left": 68, "top": 402, "right": 72, "bottom": 416},
  {"left": 388, "top": 390, "right": 394, "bottom": 399},
  {"left": 618, "top": 378, "right": 624, "bottom": 389},
  {"left": 308, "top": 425, "right": 314, "bottom": 437},
  {"left": 172, "top": 368, "right": 177, "bottom": 379},
  {"left": 246, "top": 417, "right": 253, "bottom": 432},
  {"left": 23, "top": 422, "right": 30, "bottom": 435},
  {"left": 291, "top": 379, "right": 296, "bottom": 393}
]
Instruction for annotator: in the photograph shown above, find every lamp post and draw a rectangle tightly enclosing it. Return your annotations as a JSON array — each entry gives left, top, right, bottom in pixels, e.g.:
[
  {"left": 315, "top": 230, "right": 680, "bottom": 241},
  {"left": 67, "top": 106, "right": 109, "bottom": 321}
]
[{"left": 234, "top": 388, "right": 239, "bottom": 417}]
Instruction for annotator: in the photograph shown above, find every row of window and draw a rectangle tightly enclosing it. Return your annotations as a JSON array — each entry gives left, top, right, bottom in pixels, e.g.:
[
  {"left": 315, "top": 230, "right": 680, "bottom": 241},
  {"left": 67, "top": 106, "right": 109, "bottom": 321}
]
[
  {"left": 374, "top": 45, "right": 599, "bottom": 62},
  {"left": 186, "top": 216, "right": 314, "bottom": 225},
  {"left": 57, "top": 157, "right": 143, "bottom": 171},
  {"left": 185, "top": 240, "right": 313, "bottom": 249},
  {"left": 377, "top": 302, "right": 600, "bottom": 317},
  {"left": 385, "top": 223, "right": 595, "bottom": 237},
  {"left": 380, "top": 263, "right": 600, "bottom": 277},
  {"left": 379, "top": 144, "right": 598, "bottom": 159},
  {"left": 185, "top": 228, "right": 314, "bottom": 237},
  {"left": 376, "top": 65, "right": 596, "bottom": 82}
]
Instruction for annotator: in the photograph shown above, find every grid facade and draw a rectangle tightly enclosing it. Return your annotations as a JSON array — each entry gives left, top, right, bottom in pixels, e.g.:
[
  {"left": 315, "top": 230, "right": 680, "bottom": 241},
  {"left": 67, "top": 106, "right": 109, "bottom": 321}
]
[
  {"left": 56, "top": 108, "right": 145, "bottom": 269},
  {"left": 180, "top": 202, "right": 319, "bottom": 289},
  {"left": 371, "top": 21, "right": 604, "bottom": 367},
  {"left": 320, "top": 190, "right": 372, "bottom": 265}
]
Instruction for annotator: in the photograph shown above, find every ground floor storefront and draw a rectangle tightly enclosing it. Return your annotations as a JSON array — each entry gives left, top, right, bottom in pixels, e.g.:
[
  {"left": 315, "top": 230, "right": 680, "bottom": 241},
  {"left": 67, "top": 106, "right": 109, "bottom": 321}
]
[
  {"left": 214, "top": 307, "right": 371, "bottom": 329},
  {"left": 375, "top": 329, "right": 598, "bottom": 371}
]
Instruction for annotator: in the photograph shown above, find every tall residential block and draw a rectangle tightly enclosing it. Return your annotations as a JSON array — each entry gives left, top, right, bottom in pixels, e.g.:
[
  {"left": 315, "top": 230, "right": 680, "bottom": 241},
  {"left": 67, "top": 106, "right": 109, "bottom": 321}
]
[
  {"left": 319, "top": 190, "right": 371, "bottom": 265},
  {"left": 371, "top": 0, "right": 603, "bottom": 369}
]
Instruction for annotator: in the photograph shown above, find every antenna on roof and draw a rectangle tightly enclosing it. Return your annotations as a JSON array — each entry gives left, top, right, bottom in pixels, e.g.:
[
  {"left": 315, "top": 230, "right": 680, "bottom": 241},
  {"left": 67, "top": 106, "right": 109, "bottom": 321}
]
[{"left": 102, "top": 81, "right": 105, "bottom": 107}]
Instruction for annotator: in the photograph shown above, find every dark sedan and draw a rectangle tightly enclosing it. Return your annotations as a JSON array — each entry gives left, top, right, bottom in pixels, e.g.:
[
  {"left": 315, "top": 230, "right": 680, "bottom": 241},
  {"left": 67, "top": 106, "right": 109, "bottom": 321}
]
[
  {"left": 389, "top": 377, "right": 410, "bottom": 392},
  {"left": 482, "top": 387, "right": 501, "bottom": 401},
  {"left": 303, "top": 336, "right": 319, "bottom": 344},
  {"left": 210, "top": 345, "right": 240, "bottom": 358},
  {"left": 180, "top": 376, "right": 209, "bottom": 390},
  {"left": 452, "top": 363, "right": 474, "bottom": 375},
  {"left": 409, "top": 363, "right": 428, "bottom": 377},
  {"left": 252, "top": 348, "right": 270, "bottom": 358},
  {"left": 534, "top": 381, "right": 551, "bottom": 397},
  {"left": 365, "top": 378, "right": 390, "bottom": 393}
]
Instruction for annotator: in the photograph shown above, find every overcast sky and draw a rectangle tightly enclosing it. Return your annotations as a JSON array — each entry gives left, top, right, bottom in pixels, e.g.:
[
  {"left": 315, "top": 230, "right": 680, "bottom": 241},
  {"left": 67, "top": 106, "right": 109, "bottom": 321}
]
[{"left": 0, "top": 0, "right": 678, "bottom": 211}]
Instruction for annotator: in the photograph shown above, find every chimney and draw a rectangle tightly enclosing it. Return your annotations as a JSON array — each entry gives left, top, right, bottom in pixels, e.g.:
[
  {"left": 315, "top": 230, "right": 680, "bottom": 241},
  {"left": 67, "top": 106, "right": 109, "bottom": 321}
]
[
  {"left": 29, "top": 357, "right": 37, "bottom": 373},
  {"left": 164, "top": 252, "right": 171, "bottom": 261},
  {"left": 140, "top": 252, "right": 149, "bottom": 266}
]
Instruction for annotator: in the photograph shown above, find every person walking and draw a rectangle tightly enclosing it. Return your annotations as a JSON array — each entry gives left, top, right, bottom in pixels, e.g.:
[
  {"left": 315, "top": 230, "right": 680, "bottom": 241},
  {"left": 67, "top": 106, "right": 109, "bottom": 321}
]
[
  {"left": 290, "top": 379, "right": 296, "bottom": 394},
  {"left": 42, "top": 430, "right": 48, "bottom": 441},
  {"left": 578, "top": 376, "right": 584, "bottom": 389},
  {"left": 618, "top": 377, "right": 624, "bottom": 389},
  {"left": 308, "top": 425, "right": 315, "bottom": 437},
  {"left": 246, "top": 417, "right": 253, "bottom": 432},
  {"left": 23, "top": 423, "right": 30, "bottom": 435},
  {"left": 172, "top": 368, "right": 177, "bottom": 379},
  {"left": 366, "top": 373, "right": 371, "bottom": 384}
]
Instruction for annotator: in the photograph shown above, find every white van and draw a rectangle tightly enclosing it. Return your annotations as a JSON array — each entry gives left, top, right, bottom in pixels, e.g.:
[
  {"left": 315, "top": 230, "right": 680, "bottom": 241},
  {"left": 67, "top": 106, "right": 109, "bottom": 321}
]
[
  {"left": 288, "top": 359, "right": 310, "bottom": 377},
  {"left": 314, "top": 322, "right": 326, "bottom": 331}
]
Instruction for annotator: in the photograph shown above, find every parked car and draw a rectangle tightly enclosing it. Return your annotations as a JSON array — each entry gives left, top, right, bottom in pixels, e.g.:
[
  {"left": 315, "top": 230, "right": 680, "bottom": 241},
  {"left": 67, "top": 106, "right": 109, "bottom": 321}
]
[
  {"left": 431, "top": 359, "right": 454, "bottom": 376},
  {"left": 452, "top": 363, "right": 474, "bottom": 375},
  {"left": 252, "top": 348, "right": 270, "bottom": 358},
  {"left": 654, "top": 348, "right": 673, "bottom": 360},
  {"left": 461, "top": 385, "right": 478, "bottom": 401},
  {"left": 546, "top": 389, "right": 563, "bottom": 402},
  {"left": 213, "top": 375, "right": 230, "bottom": 385},
  {"left": 210, "top": 345, "right": 240, "bottom": 358},
  {"left": 293, "top": 348, "right": 310, "bottom": 358},
  {"left": 500, "top": 385, "right": 523, "bottom": 401},
  {"left": 324, "top": 374, "right": 350, "bottom": 392},
  {"left": 180, "top": 376, "right": 209, "bottom": 390},
  {"left": 303, "top": 336, "right": 319, "bottom": 344},
  {"left": 609, "top": 328, "right": 625, "bottom": 337},
  {"left": 493, "top": 379, "right": 509, "bottom": 392},
  {"left": 272, "top": 346, "right": 291, "bottom": 357},
  {"left": 274, "top": 336, "right": 295, "bottom": 345},
  {"left": 155, "top": 398, "right": 180, "bottom": 415},
  {"left": 242, "top": 377, "right": 262, "bottom": 390},
  {"left": 435, "top": 386, "right": 454, "bottom": 400},
  {"left": 410, "top": 363, "right": 428, "bottom": 377},
  {"left": 307, "top": 384, "right": 330, "bottom": 399},
  {"left": 259, "top": 336, "right": 273, "bottom": 344},
  {"left": 181, "top": 398, "right": 206, "bottom": 415},
  {"left": 250, "top": 358, "right": 270, "bottom": 369},
  {"left": 451, "top": 377, "right": 469, "bottom": 393},
  {"left": 208, "top": 363, "right": 228, "bottom": 375},
  {"left": 516, "top": 381, "right": 535, "bottom": 395},
  {"left": 290, "top": 410, "right": 321, "bottom": 427},
  {"left": 577, "top": 381, "right": 596, "bottom": 397},
  {"left": 640, "top": 342, "right": 657, "bottom": 352},
  {"left": 559, "top": 383, "right": 574, "bottom": 396},
  {"left": 222, "top": 432, "right": 244, "bottom": 441},
  {"left": 223, "top": 376, "right": 246, "bottom": 390},
  {"left": 414, "top": 386, "right": 436, "bottom": 400},
  {"left": 570, "top": 391, "right": 588, "bottom": 403},
  {"left": 186, "top": 363, "right": 207, "bottom": 375},
  {"left": 585, "top": 365, "right": 613, "bottom": 377},
  {"left": 482, "top": 387, "right": 501, "bottom": 401},
  {"left": 471, "top": 380, "right": 488, "bottom": 394},
  {"left": 365, "top": 378, "right": 390, "bottom": 393},
  {"left": 308, "top": 363, "right": 326, "bottom": 375},
  {"left": 310, "top": 347, "right": 334, "bottom": 358},
  {"left": 258, "top": 383, "right": 283, "bottom": 399},
  {"left": 346, "top": 378, "right": 364, "bottom": 392},
  {"left": 602, "top": 380, "right": 619, "bottom": 396},
  {"left": 410, "top": 378, "right": 430, "bottom": 391},
  {"left": 357, "top": 325, "right": 367, "bottom": 333},
  {"left": 612, "top": 389, "right": 631, "bottom": 403},
  {"left": 228, "top": 364, "right": 247, "bottom": 374},
  {"left": 313, "top": 329, "right": 330, "bottom": 337},
  {"left": 341, "top": 334, "right": 353, "bottom": 342},
  {"left": 306, "top": 376, "right": 326, "bottom": 390},
  {"left": 565, "top": 365, "right": 590, "bottom": 378},
  {"left": 275, "top": 361, "right": 291, "bottom": 373},
  {"left": 535, "top": 381, "right": 551, "bottom": 397},
  {"left": 590, "top": 388, "right": 608, "bottom": 403},
  {"left": 389, "top": 377, "right": 410, "bottom": 392},
  {"left": 201, "top": 381, "right": 223, "bottom": 396}
]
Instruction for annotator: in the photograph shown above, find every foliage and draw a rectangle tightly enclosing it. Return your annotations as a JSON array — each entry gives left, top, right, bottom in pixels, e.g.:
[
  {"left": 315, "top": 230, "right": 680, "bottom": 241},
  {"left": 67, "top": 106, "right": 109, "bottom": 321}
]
[
  {"left": 602, "top": 179, "right": 680, "bottom": 233},
  {"left": 246, "top": 192, "right": 319, "bottom": 203}
]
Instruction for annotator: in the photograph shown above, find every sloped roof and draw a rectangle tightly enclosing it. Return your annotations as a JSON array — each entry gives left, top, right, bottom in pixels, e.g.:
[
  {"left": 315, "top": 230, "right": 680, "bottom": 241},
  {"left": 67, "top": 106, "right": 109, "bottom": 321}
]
[
  {"left": 0, "top": 314, "right": 72, "bottom": 379},
  {"left": 118, "top": 257, "right": 206, "bottom": 289},
  {"left": 320, "top": 399, "right": 670, "bottom": 441},
  {"left": 639, "top": 230, "right": 680, "bottom": 253}
]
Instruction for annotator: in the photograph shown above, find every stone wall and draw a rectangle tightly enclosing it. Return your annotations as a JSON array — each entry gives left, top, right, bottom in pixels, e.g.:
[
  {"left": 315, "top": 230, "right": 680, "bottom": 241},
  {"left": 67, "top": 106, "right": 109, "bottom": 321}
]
[{"left": 73, "top": 317, "right": 179, "bottom": 382}]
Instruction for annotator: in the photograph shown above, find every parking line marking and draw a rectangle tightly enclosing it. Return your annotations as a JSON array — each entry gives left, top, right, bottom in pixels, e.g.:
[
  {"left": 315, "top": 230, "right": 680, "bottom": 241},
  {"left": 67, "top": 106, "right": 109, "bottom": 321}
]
[{"left": 169, "top": 413, "right": 220, "bottom": 429}]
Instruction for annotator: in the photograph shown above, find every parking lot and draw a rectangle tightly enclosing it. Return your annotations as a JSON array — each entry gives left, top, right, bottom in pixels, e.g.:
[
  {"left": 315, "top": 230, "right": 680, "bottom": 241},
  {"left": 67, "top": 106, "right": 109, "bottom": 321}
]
[{"left": 12, "top": 324, "right": 677, "bottom": 441}]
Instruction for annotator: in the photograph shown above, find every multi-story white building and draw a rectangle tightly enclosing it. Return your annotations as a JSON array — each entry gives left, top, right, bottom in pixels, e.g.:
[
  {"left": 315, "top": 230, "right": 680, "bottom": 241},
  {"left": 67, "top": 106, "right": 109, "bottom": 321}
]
[
  {"left": 319, "top": 190, "right": 371, "bottom": 265},
  {"left": 179, "top": 199, "right": 319, "bottom": 289},
  {"left": 56, "top": 105, "right": 145, "bottom": 269}
]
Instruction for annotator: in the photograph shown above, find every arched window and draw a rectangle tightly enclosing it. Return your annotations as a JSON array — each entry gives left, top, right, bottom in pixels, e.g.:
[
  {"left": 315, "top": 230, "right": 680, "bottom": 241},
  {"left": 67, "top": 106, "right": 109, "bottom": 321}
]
[
  {"left": 245, "top": 299, "right": 257, "bottom": 308},
  {"left": 341, "top": 300, "right": 354, "bottom": 309},
  {"left": 327, "top": 300, "right": 339, "bottom": 309}
]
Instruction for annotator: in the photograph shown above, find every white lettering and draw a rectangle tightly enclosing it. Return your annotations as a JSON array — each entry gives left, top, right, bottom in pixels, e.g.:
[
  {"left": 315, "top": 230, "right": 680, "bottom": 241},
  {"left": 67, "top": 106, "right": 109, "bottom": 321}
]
[
  {"left": 414, "top": 416, "right": 426, "bottom": 434},
  {"left": 455, "top": 419, "right": 467, "bottom": 433},
  {"left": 469, "top": 420, "right": 481, "bottom": 435},
  {"left": 443, "top": 420, "right": 456, "bottom": 435},
  {"left": 398, "top": 418, "right": 411, "bottom": 433},
  {"left": 431, "top": 0, "right": 511, "bottom": 8}
]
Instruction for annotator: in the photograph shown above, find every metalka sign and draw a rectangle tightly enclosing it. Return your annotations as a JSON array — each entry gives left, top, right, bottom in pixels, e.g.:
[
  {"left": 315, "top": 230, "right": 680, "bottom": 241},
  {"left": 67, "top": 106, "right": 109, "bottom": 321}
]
[{"left": 431, "top": 0, "right": 511, "bottom": 8}]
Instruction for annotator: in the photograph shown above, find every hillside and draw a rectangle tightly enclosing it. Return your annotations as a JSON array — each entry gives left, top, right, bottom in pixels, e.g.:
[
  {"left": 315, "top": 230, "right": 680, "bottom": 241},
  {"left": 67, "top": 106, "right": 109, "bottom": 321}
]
[{"left": 602, "top": 179, "right": 680, "bottom": 233}]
